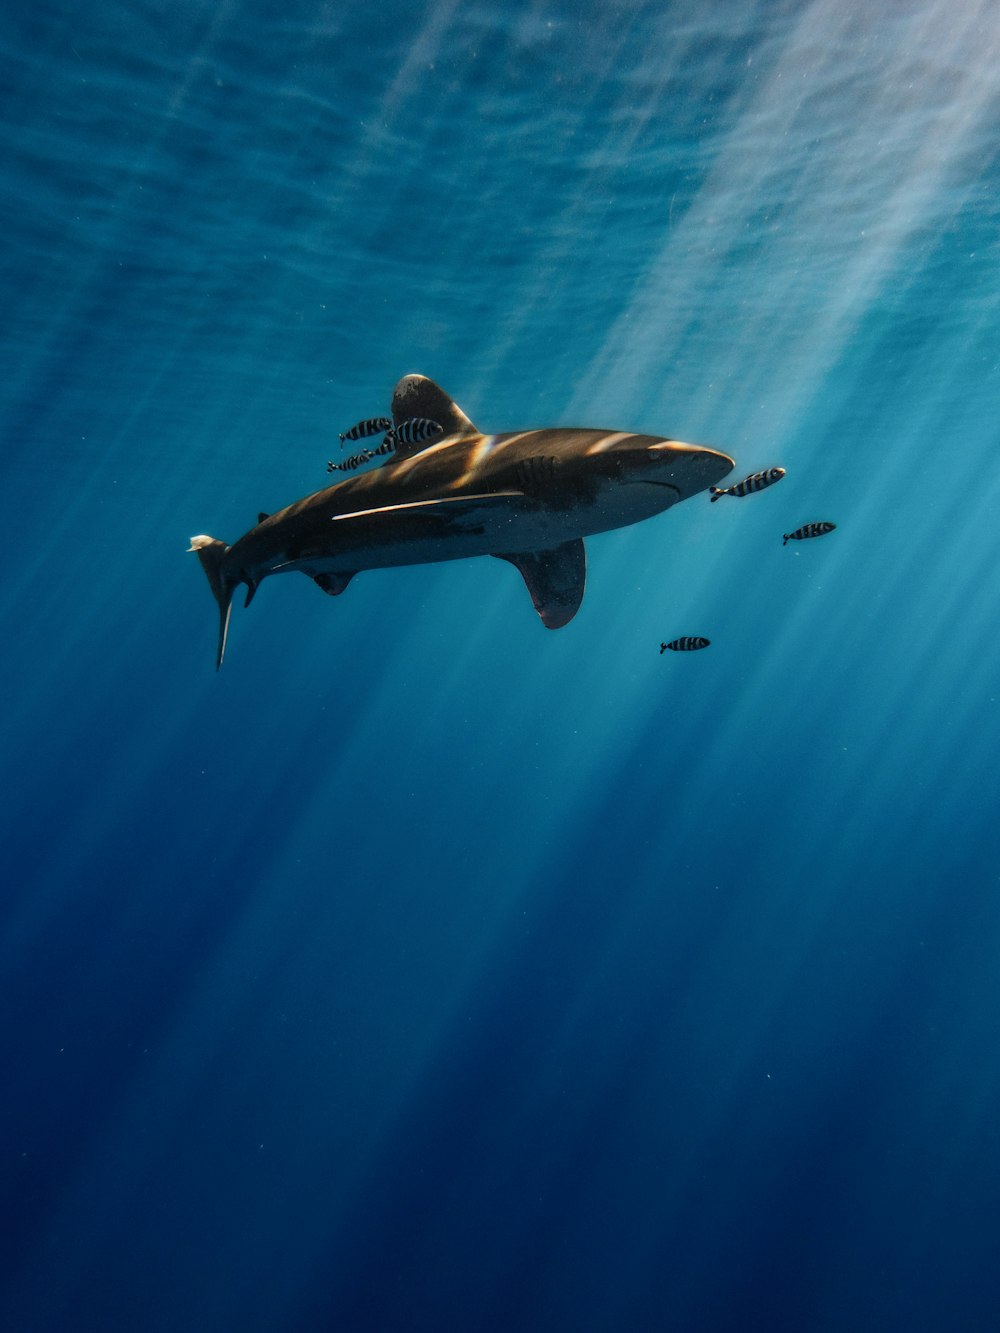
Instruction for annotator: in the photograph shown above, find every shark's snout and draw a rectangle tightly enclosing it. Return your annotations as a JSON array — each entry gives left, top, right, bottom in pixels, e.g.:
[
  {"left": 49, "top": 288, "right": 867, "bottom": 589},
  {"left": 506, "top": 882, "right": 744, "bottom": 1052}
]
[{"left": 636, "top": 440, "right": 734, "bottom": 500}]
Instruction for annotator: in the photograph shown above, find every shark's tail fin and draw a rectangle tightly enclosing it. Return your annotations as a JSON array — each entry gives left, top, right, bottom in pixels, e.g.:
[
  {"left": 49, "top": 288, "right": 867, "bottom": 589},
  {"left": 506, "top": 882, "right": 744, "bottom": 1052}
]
[{"left": 188, "top": 535, "right": 235, "bottom": 670}]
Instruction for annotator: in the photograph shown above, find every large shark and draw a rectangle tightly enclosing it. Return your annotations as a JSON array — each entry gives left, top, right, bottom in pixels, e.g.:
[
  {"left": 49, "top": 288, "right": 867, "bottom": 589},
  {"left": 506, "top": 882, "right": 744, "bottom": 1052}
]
[{"left": 190, "top": 374, "right": 734, "bottom": 668}]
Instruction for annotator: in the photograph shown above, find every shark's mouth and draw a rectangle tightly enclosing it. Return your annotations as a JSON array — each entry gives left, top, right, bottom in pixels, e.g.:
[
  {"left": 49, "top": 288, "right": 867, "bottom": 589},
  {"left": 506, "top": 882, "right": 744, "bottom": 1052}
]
[{"left": 625, "top": 480, "right": 682, "bottom": 500}]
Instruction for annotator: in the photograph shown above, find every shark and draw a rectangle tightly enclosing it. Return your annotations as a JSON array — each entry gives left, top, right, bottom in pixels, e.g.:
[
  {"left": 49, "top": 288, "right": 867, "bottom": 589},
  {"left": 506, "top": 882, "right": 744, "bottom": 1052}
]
[{"left": 189, "top": 374, "right": 734, "bottom": 668}]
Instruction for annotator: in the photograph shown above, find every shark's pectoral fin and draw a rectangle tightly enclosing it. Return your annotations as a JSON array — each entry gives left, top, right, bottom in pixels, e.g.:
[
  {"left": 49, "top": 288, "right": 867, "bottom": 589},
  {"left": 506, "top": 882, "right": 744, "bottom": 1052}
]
[
  {"left": 312, "top": 571, "right": 355, "bottom": 596},
  {"left": 493, "top": 539, "right": 586, "bottom": 629},
  {"left": 390, "top": 374, "right": 479, "bottom": 454}
]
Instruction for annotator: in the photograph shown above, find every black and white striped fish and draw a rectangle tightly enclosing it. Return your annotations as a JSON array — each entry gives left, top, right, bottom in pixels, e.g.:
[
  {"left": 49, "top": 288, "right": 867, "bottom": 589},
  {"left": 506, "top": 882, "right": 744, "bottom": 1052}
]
[
  {"left": 327, "top": 448, "right": 375, "bottom": 473},
  {"left": 783, "top": 521, "right": 836, "bottom": 546},
  {"left": 660, "top": 637, "right": 710, "bottom": 653},
  {"left": 388, "top": 417, "right": 443, "bottom": 447},
  {"left": 339, "top": 416, "right": 392, "bottom": 444},
  {"left": 710, "top": 467, "right": 785, "bottom": 501},
  {"left": 327, "top": 436, "right": 398, "bottom": 473}
]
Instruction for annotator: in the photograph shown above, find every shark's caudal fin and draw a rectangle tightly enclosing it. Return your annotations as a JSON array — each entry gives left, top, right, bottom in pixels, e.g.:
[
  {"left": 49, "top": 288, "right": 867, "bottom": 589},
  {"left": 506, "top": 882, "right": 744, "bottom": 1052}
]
[
  {"left": 390, "top": 374, "right": 478, "bottom": 454},
  {"left": 188, "top": 535, "right": 235, "bottom": 670}
]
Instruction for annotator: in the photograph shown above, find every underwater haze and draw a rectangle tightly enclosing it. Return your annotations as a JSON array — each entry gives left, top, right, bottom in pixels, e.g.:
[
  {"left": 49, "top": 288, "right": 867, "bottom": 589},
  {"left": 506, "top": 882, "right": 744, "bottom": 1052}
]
[{"left": 4, "top": 1, "right": 1000, "bottom": 1329}]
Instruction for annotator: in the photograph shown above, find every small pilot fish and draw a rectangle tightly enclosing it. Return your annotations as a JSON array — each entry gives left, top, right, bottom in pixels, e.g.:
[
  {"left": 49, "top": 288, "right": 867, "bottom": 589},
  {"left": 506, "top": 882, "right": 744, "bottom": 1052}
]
[
  {"left": 339, "top": 416, "right": 392, "bottom": 444},
  {"left": 710, "top": 468, "right": 785, "bottom": 501},
  {"left": 660, "top": 637, "right": 710, "bottom": 653},
  {"left": 783, "top": 521, "right": 836, "bottom": 545},
  {"left": 372, "top": 436, "right": 396, "bottom": 456},
  {"left": 327, "top": 448, "right": 375, "bottom": 473},
  {"left": 389, "top": 417, "right": 443, "bottom": 447}
]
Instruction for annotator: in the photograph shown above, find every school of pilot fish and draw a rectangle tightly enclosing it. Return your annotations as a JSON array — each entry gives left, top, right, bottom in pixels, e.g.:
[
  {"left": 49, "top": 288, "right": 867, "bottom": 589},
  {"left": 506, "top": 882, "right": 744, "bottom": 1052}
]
[{"left": 663, "top": 464, "right": 836, "bottom": 656}]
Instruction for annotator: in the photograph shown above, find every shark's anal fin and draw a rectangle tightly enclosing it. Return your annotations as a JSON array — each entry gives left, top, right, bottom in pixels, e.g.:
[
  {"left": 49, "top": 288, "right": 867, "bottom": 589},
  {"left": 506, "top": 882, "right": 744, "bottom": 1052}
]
[
  {"left": 390, "top": 374, "right": 478, "bottom": 455},
  {"left": 312, "top": 571, "right": 355, "bottom": 596},
  {"left": 493, "top": 539, "right": 586, "bottom": 629}
]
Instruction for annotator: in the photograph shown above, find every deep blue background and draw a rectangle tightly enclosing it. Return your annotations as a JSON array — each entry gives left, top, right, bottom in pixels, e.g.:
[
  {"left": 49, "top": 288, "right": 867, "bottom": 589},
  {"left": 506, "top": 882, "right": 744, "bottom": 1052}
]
[{"left": 4, "top": 1, "right": 1000, "bottom": 1329}]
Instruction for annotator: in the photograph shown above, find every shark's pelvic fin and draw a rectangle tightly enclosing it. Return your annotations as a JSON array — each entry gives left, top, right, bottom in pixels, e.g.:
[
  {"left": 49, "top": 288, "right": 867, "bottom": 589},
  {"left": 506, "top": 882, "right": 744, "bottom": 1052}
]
[
  {"left": 312, "top": 571, "right": 355, "bottom": 596},
  {"left": 188, "top": 535, "right": 235, "bottom": 670},
  {"left": 494, "top": 539, "right": 586, "bottom": 629},
  {"left": 390, "top": 375, "right": 478, "bottom": 454}
]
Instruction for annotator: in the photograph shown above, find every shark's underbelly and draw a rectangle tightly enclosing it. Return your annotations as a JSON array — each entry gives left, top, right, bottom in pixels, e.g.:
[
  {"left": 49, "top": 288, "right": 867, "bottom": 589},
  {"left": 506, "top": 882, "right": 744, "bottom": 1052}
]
[{"left": 259, "top": 486, "right": 676, "bottom": 580}]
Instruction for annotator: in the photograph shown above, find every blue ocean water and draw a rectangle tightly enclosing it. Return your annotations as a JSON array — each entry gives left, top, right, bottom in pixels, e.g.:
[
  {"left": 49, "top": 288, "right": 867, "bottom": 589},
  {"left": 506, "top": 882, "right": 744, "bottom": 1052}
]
[{"left": 3, "top": 1, "right": 1000, "bottom": 1329}]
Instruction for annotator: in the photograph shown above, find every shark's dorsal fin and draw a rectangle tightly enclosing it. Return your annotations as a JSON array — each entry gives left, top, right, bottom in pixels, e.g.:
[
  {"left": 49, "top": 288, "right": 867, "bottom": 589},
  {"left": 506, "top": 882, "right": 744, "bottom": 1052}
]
[
  {"left": 493, "top": 539, "right": 586, "bottom": 629},
  {"left": 390, "top": 375, "right": 478, "bottom": 454},
  {"left": 258, "top": 512, "right": 270, "bottom": 524}
]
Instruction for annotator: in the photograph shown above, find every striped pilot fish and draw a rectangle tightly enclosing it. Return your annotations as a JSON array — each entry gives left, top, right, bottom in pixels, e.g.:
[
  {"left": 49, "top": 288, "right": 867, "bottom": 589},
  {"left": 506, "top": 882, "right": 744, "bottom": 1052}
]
[
  {"left": 660, "top": 637, "right": 710, "bottom": 653},
  {"left": 339, "top": 416, "right": 393, "bottom": 444},
  {"left": 327, "top": 418, "right": 444, "bottom": 472},
  {"left": 386, "top": 417, "right": 443, "bottom": 447},
  {"left": 709, "top": 467, "right": 785, "bottom": 501},
  {"left": 328, "top": 448, "right": 375, "bottom": 473},
  {"left": 783, "top": 521, "right": 836, "bottom": 546}
]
